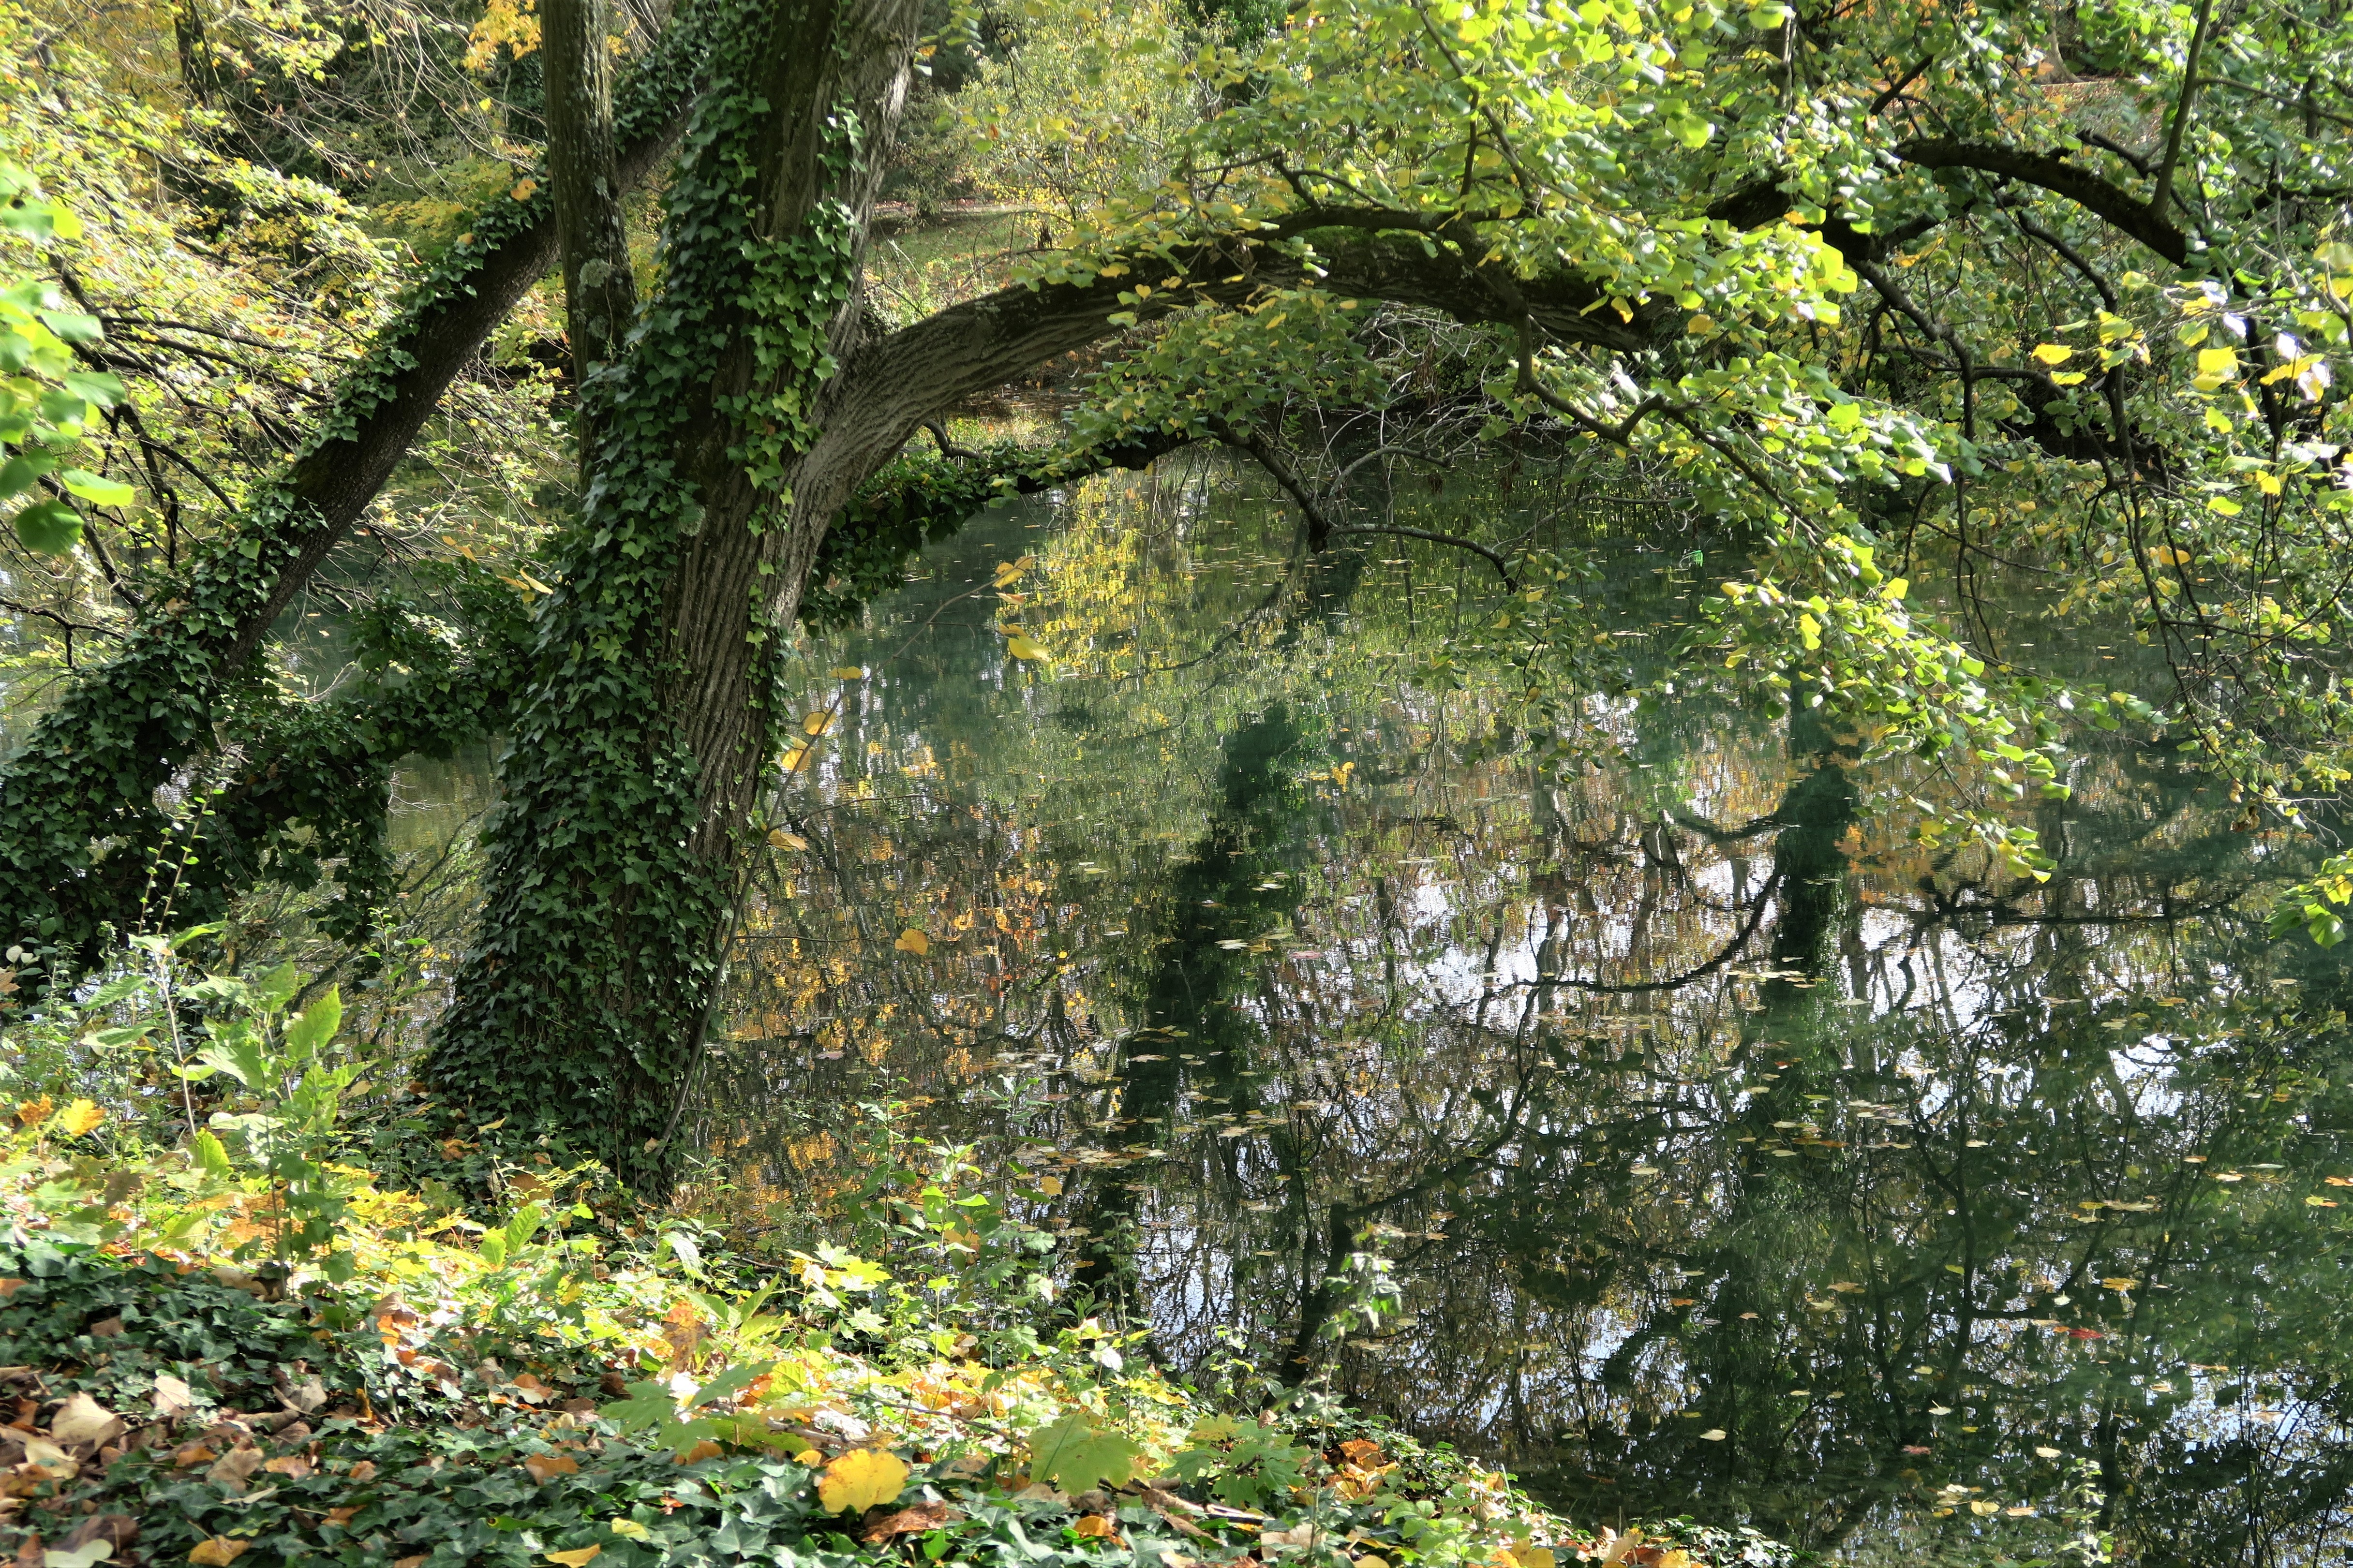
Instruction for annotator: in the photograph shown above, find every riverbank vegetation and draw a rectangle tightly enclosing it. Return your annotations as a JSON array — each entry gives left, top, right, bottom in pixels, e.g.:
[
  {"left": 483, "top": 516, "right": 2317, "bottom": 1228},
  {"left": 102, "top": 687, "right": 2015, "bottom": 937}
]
[{"left": 7, "top": 0, "right": 2353, "bottom": 1558}]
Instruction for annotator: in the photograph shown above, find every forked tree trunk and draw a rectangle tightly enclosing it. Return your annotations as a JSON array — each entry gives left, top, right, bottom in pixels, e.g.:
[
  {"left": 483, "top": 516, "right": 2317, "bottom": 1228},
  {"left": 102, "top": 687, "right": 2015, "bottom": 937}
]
[{"left": 425, "top": 0, "right": 925, "bottom": 1189}]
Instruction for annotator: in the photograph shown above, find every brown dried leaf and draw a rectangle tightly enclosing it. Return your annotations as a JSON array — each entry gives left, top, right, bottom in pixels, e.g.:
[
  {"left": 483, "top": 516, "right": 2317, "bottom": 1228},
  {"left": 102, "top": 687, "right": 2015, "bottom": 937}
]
[
  {"left": 206, "top": 1443, "right": 264, "bottom": 1494},
  {"left": 48, "top": 1393, "right": 125, "bottom": 1453},
  {"left": 856, "top": 1501, "right": 961, "bottom": 1543},
  {"left": 524, "top": 1452, "right": 581, "bottom": 1485},
  {"left": 152, "top": 1374, "right": 195, "bottom": 1420}
]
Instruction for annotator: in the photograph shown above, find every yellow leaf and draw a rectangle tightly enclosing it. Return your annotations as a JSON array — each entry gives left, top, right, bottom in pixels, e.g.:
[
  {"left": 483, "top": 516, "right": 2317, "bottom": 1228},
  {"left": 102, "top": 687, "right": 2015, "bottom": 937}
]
[
  {"left": 1508, "top": 1548, "right": 1555, "bottom": 1568},
  {"left": 768, "top": 829, "right": 809, "bottom": 851},
  {"left": 609, "top": 1520, "right": 651, "bottom": 1540},
  {"left": 819, "top": 1448, "right": 910, "bottom": 1514},
  {"left": 2030, "top": 343, "right": 2073, "bottom": 366},
  {"left": 512, "top": 178, "right": 539, "bottom": 201},
  {"left": 2100, "top": 1277, "right": 2139, "bottom": 1291},
  {"left": 2257, "top": 472, "right": 2284, "bottom": 495},
  {"left": 831, "top": 666, "right": 866, "bottom": 679},
  {"left": 15, "top": 1096, "right": 52, "bottom": 1127},
  {"left": 895, "top": 929, "right": 930, "bottom": 956},
  {"left": 804, "top": 710, "right": 833, "bottom": 736},
  {"left": 1039, "top": 1175, "right": 1063, "bottom": 1196},
  {"left": 190, "top": 1541, "right": 252, "bottom": 1567},
  {"left": 1006, "top": 636, "right": 1047, "bottom": 662},
  {"left": 2196, "top": 347, "right": 2239, "bottom": 377},
  {"left": 546, "top": 1549, "right": 603, "bottom": 1567},
  {"left": 794, "top": 1449, "right": 822, "bottom": 1464},
  {"left": 1073, "top": 1515, "right": 1119, "bottom": 1538},
  {"left": 54, "top": 1099, "right": 104, "bottom": 1137}
]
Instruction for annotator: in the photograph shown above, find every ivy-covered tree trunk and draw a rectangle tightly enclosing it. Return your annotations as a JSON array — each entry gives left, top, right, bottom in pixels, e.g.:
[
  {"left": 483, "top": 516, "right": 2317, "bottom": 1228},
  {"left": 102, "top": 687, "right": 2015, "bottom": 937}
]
[
  {"left": 424, "top": 0, "right": 926, "bottom": 1187},
  {"left": 0, "top": 20, "right": 705, "bottom": 959}
]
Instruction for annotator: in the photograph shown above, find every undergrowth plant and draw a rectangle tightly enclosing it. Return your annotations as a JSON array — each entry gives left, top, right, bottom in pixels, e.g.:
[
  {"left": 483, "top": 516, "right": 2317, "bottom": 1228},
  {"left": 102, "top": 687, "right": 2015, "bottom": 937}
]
[{"left": 0, "top": 943, "right": 1781, "bottom": 1568}]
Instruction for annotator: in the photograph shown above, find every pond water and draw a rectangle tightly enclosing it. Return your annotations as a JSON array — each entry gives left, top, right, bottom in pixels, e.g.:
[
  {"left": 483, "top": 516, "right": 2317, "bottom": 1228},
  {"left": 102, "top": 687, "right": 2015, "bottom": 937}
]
[{"left": 642, "top": 455, "right": 2347, "bottom": 1565}]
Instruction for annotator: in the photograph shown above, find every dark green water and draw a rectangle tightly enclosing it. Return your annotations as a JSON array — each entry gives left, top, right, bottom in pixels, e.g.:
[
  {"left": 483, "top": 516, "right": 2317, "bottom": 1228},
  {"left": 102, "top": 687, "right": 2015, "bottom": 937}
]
[{"left": 677, "top": 460, "right": 2353, "bottom": 1567}]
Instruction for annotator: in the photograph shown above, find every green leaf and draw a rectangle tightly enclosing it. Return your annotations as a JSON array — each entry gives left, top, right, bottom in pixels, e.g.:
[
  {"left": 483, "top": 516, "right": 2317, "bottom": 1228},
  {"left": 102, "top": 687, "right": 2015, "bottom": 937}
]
[
  {"left": 1028, "top": 1411, "right": 1144, "bottom": 1494},
  {"left": 62, "top": 370, "right": 124, "bottom": 409},
  {"left": 685, "top": 1360, "right": 776, "bottom": 1410},
  {"left": 60, "top": 468, "right": 130, "bottom": 506},
  {"left": 14, "top": 499, "right": 81, "bottom": 554},
  {"left": 0, "top": 451, "right": 55, "bottom": 500},
  {"left": 193, "top": 1130, "right": 234, "bottom": 1178},
  {"left": 283, "top": 988, "right": 341, "bottom": 1059}
]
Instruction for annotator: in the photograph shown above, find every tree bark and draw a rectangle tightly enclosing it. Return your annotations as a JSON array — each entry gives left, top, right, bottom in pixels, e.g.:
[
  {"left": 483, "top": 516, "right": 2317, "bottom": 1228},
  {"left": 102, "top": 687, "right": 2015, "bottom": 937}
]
[{"left": 543, "top": 0, "right": 640, "bottom": 461}]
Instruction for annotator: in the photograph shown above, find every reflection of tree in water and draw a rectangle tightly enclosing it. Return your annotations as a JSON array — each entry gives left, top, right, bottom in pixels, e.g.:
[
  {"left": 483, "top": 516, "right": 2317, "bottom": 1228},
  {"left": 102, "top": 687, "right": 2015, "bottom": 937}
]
[
  {"left": 690, "top": 477, "right": 2353, "bottom": 1567},
  {"left": 1065, "top": 705, "right": 1314, "bottom": 1306}
]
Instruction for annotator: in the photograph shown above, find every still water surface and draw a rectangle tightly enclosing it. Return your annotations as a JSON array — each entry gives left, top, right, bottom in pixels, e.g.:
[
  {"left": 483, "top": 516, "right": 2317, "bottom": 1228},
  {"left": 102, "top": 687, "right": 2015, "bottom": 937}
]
[{"left": 646, "top": 462, "right": 2353, "bottom": 1566}]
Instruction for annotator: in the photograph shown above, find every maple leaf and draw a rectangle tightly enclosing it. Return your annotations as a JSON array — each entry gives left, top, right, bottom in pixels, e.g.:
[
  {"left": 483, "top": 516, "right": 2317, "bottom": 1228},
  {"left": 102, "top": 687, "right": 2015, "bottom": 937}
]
[
  {"left": 1028, "top": 1412, "right": 1144, "bottom": 1495},
  {"left": 54, "top": 1099, "right": 104, "bottom": 1137},
  {"left": 819, "top": 1448, "right": 910, "bottom": 1513}
]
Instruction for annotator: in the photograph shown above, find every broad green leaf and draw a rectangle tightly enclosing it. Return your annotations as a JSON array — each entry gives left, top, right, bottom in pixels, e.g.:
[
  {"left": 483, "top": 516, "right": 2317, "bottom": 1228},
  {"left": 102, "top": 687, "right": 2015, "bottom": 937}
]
[
  {"left": 59, "top": 468, "right": 129, "bottom": 505},
  {"left": 1028, "top": 1410, "right": 1144, "bottom": 1493},
  {"left": 14, "top": 499, "right": 80, "bottom": 554}
]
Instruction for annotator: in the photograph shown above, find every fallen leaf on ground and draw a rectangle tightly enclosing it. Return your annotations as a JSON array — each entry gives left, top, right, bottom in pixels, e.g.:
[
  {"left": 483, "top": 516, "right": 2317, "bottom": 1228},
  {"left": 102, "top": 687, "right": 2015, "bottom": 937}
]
[
  {"left": 263, "top": 1455, "right": 312, "bottom": 1479},
  {"left": 49, "top": 1393, "right": 125, "bottom": 1452},
  {"left": 545, "top": 1548, "right": 602, "bottom": 1566},
  {"left": 819, "top": 1448, "right": 909, "bottom": 1513},
  {"left": 672, "top": 1439, "right": 722, "bottom": 1464},
  {"left": 206, "top": 1444, "right": 264, "bottom": 1493},
  {"left": 152, "top": 1374, "right": 194, "bottom": 1420},
  {"left": 857, "top": 1501, "right": 960, "bottom": 1542},
  {"left": 525, "top": 1452, "right": 581, "bottom": 1484},
  {"left": 1073, "top": 1515, "right": 1121, "bottom": 1540},
  {"left": 188, "top": 1539, "right": 250, "bottom": 1566}
]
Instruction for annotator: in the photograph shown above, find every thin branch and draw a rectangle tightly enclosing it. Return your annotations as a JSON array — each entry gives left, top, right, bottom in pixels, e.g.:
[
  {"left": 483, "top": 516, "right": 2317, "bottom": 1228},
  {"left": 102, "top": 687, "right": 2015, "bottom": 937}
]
[
  {"left": 1329, "top": 524, "right": 1516, "bottom": 588},
  {"left": 2151, "top": 0, "right": 2216, "bottom": 216}
]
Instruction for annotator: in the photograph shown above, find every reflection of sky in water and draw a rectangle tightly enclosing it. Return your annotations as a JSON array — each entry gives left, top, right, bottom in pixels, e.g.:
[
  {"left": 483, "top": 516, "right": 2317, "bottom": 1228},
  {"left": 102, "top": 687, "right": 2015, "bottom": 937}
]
[{"left": 657, "top": 470, "right": 2353, "bottom": 1565}]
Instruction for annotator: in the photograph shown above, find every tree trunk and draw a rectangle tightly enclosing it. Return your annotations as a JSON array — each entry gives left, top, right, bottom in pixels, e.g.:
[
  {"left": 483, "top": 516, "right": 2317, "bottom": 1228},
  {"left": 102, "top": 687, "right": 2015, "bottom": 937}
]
[
  {"left": 425, "top": 0, "right": 925, "bottom": 1189},
  {"left": 542, "top": 0, "right": 639, "bottom": 459},
  {"left": 0, "top": 17, "right": 704, "bottom": 959}
]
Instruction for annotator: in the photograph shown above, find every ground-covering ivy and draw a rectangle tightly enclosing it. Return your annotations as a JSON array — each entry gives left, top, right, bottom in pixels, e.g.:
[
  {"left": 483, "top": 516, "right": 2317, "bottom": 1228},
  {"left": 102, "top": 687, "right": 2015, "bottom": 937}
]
[{"left": 0, "top": 1089, "right": 1775, "bottom": 1568}]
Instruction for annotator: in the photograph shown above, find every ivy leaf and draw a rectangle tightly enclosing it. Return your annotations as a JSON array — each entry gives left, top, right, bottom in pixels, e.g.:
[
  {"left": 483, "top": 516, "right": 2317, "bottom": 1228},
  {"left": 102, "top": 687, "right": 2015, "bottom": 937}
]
[
  {"left": 818, "top": 1448, "right": 910, "bottom": 1513},
  {"left": 1028, "top": 1411, "right": 1143, "bottom": 1494}
]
